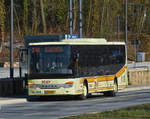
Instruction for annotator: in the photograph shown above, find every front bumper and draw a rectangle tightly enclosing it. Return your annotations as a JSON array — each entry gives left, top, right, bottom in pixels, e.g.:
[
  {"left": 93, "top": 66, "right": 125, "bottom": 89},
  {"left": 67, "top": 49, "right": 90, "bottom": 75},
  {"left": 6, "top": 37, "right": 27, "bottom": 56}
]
[{"left": 28, "top": 79, "right": 82, "bottom": 96}]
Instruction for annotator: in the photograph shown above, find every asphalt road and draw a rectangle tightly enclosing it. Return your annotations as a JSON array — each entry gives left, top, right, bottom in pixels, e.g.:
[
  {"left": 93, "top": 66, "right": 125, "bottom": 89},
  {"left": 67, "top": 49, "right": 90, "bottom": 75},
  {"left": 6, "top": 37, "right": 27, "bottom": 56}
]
[{"left": 0, "top": 85, "right": 150, "bottom": 119}]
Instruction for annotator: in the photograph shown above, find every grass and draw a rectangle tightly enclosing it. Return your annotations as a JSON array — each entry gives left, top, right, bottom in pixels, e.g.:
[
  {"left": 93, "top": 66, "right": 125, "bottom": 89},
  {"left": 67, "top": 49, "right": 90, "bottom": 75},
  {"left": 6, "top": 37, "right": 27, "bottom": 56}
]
[{"left": 60, "top": 103, "right": 150, "bottom": 119}]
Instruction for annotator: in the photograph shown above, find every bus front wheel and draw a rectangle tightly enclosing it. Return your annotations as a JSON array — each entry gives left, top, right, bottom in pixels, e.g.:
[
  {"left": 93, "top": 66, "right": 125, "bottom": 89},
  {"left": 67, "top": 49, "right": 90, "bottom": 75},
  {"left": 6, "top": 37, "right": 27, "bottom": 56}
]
[
  {"left": 26, "top": 96, "right": 34, "bottom": 102},
  {"left": 79, "top": 82, "right": 88, "bottom": 100},
  {"left": 110, "top": 79, "right": 118, "bottom": 97},
  {"left": 26, "top": 96, "right": 38, "bottom": 102}
]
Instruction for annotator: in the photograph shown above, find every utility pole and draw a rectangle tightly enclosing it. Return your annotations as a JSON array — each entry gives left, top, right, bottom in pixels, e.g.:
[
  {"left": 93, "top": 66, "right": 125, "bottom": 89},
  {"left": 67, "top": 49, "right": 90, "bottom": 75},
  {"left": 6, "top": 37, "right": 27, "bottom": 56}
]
[
  {"left": 69, "top": 0, "right": 73, "bottom": 35},
  {"left": 79, "top": 0, "right": 82, "bottom": 38},
  {"left": 10, "top": 0, "right": 14, "bottom": 79},
  {"left": 125, "top": 0, "right": 128, "bottom": 46}
]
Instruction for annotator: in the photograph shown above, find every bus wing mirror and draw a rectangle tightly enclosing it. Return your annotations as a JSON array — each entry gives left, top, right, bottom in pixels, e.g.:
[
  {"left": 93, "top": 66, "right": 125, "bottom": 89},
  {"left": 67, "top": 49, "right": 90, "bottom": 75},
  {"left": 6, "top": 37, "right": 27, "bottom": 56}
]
[{"left": 19, "top": 49, "right": 28, "bottom": 62}]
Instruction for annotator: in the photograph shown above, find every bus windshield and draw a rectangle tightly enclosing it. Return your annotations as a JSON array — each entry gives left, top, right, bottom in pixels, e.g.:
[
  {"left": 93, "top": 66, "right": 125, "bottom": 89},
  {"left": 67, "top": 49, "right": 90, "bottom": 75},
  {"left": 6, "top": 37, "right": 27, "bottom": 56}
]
[{"left": 28, "top": 45, "right": 72, "bottom": 75}]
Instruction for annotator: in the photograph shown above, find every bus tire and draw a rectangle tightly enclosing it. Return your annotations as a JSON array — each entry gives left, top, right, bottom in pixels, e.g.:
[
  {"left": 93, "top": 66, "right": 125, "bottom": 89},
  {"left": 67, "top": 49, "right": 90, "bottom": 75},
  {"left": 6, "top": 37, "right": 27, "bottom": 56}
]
[
  {"left": 79, "top": 81, "right": 88, "bottom": 100},
  {"left": 114, "top": 79, "right": 118, "bottom": 93},
  {"left": 110, "top": 79, "right": 118, "bottom": 97},
  {"left": 26, "top": 96, "right": 37, "bottom": 102},
  {"left": 104, "top": 79, "right": 118, "bottom": 97},
  {"left": 26, "top": 96, "right": 33, "bottom": 102}
]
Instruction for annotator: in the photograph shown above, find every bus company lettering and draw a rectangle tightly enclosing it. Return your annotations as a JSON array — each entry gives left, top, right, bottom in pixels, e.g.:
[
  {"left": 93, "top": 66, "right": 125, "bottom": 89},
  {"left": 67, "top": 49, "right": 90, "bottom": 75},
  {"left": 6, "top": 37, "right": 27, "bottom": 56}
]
[{"left": 42, "top": 80, "right": 51, "bottom": 84}]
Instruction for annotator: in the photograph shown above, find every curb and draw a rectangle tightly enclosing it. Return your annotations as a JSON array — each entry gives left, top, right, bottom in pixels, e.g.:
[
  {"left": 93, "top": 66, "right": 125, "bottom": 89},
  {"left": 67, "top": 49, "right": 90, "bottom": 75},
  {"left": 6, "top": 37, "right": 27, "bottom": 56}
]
[
  {"left": 119, "top": 84, "right": 150, "bottom": 92},
  {"left": 0, "top": 98, "right": 26, "bottom": 106}
]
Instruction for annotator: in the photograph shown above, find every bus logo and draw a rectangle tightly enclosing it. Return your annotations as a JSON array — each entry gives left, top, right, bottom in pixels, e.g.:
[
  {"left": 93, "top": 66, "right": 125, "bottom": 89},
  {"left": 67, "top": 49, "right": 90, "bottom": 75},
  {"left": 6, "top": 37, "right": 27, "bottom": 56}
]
[{"left": 42, "top": 80, "right": 51, "bottom": 84}]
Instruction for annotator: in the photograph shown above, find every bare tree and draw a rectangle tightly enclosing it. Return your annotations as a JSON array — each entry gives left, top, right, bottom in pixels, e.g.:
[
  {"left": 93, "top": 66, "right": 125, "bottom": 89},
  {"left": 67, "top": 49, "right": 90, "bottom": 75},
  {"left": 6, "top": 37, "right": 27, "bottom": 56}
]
[
  {"left": 0, "top": 0, "right": 5, "bottom": 53},
  {"left": 40, "top": 0, "right": 47, "bottom": 33},
  {"left": 32, "top": 0, "right": 38, "bottom": 34}
]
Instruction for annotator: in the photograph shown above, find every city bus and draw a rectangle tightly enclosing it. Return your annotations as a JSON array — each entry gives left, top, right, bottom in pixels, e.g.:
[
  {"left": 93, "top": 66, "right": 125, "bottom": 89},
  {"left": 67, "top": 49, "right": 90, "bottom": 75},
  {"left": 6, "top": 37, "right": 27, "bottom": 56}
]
[{"left": 24, "top": 35, "right": 128, "bottom": 101}]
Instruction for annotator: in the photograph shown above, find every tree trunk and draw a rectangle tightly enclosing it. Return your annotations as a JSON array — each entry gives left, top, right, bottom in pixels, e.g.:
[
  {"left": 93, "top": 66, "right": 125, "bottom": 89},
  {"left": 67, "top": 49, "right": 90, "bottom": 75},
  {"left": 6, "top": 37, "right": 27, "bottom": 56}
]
[
  {"left": 23, "top": 0, "right": 28, "bottom": 34},
  {"left": 40, "top": 0, "right": 47, "bottom": 33},
  {"left": 87, "top": 0, "right": 92, "bottom": 33},
  {"left": 100, "top": 0, "right": 106, "bottom": 35},
  {"left": 73, "top": 0, "right": 77, "bottom": 32},
  {"left": 32, "top": 0, "right": 38, "bottom": 34},
  {"left": 0, "top": 0, "right": 5, "bottom": 53},
  {"left": 14, "top": 7, "right": 21, "bottom": 35},
  {"left": 0, "top": 28, "right": 4, "bottom": 53}
]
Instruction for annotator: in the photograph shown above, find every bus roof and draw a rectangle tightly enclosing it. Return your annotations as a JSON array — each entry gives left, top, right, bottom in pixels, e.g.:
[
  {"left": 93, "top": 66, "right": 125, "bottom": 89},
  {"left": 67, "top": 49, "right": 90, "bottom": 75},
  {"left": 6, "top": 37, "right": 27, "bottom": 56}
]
[{"left": 29, "top": 38, "right": 125, "bottom": 46}]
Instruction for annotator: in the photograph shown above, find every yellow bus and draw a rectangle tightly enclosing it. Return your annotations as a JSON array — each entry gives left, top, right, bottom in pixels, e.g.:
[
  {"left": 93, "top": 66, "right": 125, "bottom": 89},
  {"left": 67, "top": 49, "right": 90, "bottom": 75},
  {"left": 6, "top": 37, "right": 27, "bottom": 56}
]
[{"left": 25, "top": 35, "right": 128, "bottom": 101}]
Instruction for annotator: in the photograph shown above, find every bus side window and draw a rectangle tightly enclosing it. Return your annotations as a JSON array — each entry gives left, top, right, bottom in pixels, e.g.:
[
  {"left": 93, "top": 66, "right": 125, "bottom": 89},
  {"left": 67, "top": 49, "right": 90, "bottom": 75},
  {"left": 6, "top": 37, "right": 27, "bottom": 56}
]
[
  {"left": 71, "top": 50, "right": 79, "bottom": 76},
  {"left": 31, "top": 52, "right": 40, "bottom": 73}
]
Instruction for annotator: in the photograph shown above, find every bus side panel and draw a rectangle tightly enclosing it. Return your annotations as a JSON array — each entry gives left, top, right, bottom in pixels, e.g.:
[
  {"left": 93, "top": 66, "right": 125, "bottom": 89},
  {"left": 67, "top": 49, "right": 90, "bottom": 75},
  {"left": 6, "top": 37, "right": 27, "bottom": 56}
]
[
  {"left": 115, "top": 65, "right": 128, "bottom": 89},
  {"left": 117, "top": 69, "right": 128, "bottom": 89}
]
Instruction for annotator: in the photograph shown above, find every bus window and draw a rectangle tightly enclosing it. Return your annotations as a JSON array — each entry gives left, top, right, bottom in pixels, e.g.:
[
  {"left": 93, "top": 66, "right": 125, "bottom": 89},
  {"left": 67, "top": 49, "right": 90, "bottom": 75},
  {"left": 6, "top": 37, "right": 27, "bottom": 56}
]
[
  {"left": 28, "top": 45, "right": 73, "bottom": 75},
  {"left": 30, "top": 51, "right": 40, "bottom": 73}
]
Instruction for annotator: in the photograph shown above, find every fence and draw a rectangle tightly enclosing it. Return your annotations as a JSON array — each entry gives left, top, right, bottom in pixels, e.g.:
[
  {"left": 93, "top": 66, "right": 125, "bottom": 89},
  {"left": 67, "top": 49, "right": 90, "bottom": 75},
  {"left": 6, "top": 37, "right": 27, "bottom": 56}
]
[
  {"left": 0, "top": 78, "right": 25, "bottom": 96},
  {"left": 128, "top": 68, "right": 150, "bottom": 85}
]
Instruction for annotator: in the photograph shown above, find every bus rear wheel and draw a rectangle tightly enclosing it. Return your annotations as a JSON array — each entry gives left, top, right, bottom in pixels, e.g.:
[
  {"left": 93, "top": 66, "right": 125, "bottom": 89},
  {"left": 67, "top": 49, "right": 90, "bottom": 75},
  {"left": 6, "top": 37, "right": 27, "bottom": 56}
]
[
  {"left": 79, "top": 82, "right": 88, "bottom": 100},
  {"left": 104, "top": 79, "right": 118, "bottom": 97}
]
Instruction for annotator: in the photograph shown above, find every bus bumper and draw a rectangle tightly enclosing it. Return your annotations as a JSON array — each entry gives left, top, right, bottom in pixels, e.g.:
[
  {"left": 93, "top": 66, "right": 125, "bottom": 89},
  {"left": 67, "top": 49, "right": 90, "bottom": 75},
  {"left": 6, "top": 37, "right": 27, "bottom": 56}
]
[{"left": 27, "top": 79, "right": 82, "bottom": 96}]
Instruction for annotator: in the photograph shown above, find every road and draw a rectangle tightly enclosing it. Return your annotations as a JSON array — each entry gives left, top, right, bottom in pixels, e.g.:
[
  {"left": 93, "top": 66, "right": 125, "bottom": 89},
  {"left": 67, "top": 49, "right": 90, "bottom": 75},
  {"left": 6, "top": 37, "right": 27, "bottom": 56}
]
[{"left": 0, "top": 85, "right": 150, "bottom": 119}]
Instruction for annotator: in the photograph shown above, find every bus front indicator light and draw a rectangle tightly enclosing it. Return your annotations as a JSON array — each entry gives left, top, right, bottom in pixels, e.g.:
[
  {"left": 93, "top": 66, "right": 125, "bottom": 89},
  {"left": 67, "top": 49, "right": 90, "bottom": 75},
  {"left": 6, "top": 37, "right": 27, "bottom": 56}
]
[
  {"left": 28, "top": 82, "right": 34, "bottom": 85},
  {"left": 28, "top": 82, "right": 36, "bottom": 89}
]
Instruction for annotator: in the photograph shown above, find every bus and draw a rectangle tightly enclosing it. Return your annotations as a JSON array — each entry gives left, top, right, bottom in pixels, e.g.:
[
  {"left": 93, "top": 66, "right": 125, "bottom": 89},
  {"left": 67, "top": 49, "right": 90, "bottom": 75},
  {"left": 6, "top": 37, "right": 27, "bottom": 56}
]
[{"left": 24, "top": 35, "right": 128, "bottom": 101}]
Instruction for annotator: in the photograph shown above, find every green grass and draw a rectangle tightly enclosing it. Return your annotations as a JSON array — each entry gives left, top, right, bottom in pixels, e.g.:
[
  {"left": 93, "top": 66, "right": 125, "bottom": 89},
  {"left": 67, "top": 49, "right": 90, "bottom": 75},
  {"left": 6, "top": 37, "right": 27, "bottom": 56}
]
[{"left": 60, "top": 103, "right": 150, "bottom": 119}]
